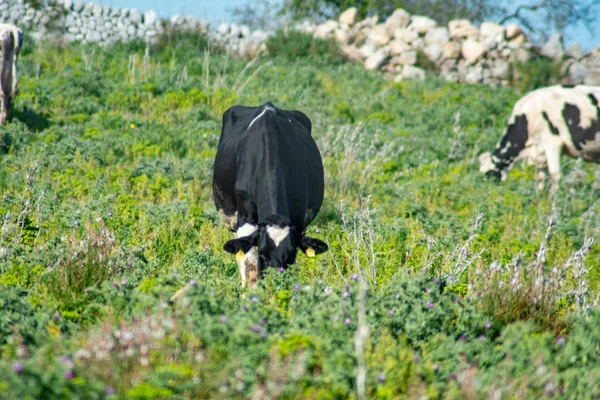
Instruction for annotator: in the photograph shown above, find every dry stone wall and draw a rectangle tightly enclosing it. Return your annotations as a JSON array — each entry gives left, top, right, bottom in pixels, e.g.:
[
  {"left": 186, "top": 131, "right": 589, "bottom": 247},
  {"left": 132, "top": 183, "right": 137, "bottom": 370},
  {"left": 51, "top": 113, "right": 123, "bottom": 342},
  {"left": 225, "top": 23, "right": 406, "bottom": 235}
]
[
  {"left": 296, "top": 7, "right": 600, "bottom": 86},
  {"left": 1, "top": 1, "right": 599, "bottom": 86}
]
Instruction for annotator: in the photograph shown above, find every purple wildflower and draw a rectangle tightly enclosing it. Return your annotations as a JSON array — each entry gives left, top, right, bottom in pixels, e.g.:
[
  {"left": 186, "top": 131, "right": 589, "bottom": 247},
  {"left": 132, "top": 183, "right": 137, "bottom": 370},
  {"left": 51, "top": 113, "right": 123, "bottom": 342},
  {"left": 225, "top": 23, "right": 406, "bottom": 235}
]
[
  {"left": 55, "top": 313, "right": 61, "bottom": 321},
  {"left": 388, "top": 310, "right": 394, "bottom": 317},
  {"left": 344, "top": 318, "right": 351, "bottom": 325},
  {"left": 189, "top": 279, "right": 197, "bottom": 287},
  {"left": 407, "top": 269, "right": 411, "bottom": 274},
  {"left": 434, "top": 278, "right": 440, "bottom": 285},
  {"left": 424, "top": 268, "right": 429, "bottom": 275},
  {"left": 121, "top": 279, "right": 128, "bottom": 286},
  {"left": 105, "top": 386, "right": 116, "bottom": 396},
  {"left": 343, "top": 291, "right": 350, "bottom": 298},
  {"left": 279, "top": 267, "right": 285, "bottom": 273},
  {"left": 377, "top": 374, "right": 385, "bottom": 383},
  {"left": 458, "top": 335, "right": 466, "bottom": 342},
  {"left": 479, "top": 335, "right": 486, "bottom": 343},
  {"left": 251, "top": 296, "right": 258, "bottom": 303},
  {"left": 351, "top": 274, "right": 359, "bottom": 281},
  {"left": 13, "top": 362, "right": 23, "bottom": 374},
  {"left": 242, "top": 305, "right": 248, "bottom": 312},
  {"left": 249, "top": 325, "right": 261, "bottom": 333},
  {"left": 294, "top": 284, "right": 301, "bottom": 291},
  {"left": 427, "top": 302, "right": 434, "bottom": 309},
  {"left": 112, "top": 282, "right": 119, "bottom": 288},
  {"left": 556, "top": 337, "right": 566, "bottom": 346},
  {"left": 456, "top": 298, "right": 461, "bottom": 304},
  {"left": 449, "top": 373, "right": 457, "bottom": 381},
  {"left": 485, "top": 321, "right": 492, "bottom": 329},
  {"left": 413, "top": 355, "right": 420, "bottom": 362},
  {"left": 64, "top": 370, "right": 74, "bottom": 381},
  {"left": 60, "top": 356, "right": 74, "bottom": 369},
  {"left": 219, "top": 316, "right": 227, "bottom": 324}
]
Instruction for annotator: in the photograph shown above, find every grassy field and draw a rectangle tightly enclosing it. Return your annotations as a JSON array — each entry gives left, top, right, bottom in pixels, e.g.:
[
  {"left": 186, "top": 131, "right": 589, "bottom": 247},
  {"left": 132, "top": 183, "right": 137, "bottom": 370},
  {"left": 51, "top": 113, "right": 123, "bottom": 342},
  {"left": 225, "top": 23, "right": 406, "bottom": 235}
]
[{"left": 1, "top": 31, "right": 599, "bottom": 399}]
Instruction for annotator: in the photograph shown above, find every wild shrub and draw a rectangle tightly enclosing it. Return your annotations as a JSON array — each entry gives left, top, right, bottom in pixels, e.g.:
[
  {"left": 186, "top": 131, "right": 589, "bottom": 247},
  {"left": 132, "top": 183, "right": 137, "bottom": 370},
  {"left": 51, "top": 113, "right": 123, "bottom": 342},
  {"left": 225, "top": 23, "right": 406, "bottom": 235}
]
[
  {"left": 43, "top": 222, "right": 118, "bottom": 311},
  {"left": 510, "top": 57, "right": 564, "bottom": 93},
  {"left": 265, "top": 29, "right": 343, "bottom": 65}
]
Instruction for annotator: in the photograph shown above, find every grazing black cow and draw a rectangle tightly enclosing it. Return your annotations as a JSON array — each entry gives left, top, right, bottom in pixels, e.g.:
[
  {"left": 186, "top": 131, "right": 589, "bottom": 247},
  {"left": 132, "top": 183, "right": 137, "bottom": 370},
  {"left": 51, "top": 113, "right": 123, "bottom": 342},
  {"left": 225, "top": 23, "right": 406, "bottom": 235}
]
[
  {"left": 213, "top": 102, "right": 328, "bottom": 288},
  {"left": 479, "top": 85, "right": 600, "bottom": 190}
]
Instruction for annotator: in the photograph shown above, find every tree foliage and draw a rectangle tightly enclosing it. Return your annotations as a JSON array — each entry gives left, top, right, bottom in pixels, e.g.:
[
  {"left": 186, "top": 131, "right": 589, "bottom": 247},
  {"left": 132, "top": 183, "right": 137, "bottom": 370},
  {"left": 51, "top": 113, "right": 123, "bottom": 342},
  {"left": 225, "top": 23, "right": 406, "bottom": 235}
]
[
  {"left": 497, "top": 0, "right": 600, "bottom": 41},
  {"left": 281, "top": 0, "right": 497, "bottom": 25}
]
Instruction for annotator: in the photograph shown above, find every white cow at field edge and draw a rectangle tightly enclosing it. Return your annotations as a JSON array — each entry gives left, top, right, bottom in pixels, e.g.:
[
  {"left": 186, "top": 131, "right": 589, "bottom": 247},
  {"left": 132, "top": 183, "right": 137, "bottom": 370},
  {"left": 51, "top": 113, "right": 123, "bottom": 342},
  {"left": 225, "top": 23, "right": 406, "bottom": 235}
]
[
  {"left": 0, "top": 24, "right": 23, "bottom": 125},
  {"left": 480, "top": 85, "right": 600, "bottom": 190}
]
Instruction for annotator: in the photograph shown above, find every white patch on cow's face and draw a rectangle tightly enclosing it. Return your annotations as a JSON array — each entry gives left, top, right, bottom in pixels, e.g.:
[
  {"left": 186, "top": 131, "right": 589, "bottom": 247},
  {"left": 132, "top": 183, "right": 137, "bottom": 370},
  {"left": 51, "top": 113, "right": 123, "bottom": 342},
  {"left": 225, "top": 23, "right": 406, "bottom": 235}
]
[
  {"left": 266, "top": 226, "right": 290, "bottom": 246},
  {"left": 479, "top": 152, "right": 495, "bottom": 174},
  {"left": 236, "top": 223, "right": 257, "bottom": 238}
]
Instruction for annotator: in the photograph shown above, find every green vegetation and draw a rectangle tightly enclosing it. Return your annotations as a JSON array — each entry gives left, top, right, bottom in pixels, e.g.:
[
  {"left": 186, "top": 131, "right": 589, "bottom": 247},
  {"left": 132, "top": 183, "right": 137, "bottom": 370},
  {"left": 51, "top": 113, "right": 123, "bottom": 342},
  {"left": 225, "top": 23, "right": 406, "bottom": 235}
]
[{"left": 1, "top": 31, "right": 599, "bottom": 398}]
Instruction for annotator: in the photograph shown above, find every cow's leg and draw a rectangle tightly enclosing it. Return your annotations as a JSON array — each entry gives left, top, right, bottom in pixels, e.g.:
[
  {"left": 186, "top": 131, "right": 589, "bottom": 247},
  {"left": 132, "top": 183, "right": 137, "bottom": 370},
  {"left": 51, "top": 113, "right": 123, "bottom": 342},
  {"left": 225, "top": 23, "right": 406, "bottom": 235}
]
[
  {"left": 235, "top": 191, "right": 259, "bottom": 288},
  {"left": 0, "top": 91, "right": 6, "bottom": 125},
  {"left": 542, "top": 140, "right": 562, "bottom": 193}
]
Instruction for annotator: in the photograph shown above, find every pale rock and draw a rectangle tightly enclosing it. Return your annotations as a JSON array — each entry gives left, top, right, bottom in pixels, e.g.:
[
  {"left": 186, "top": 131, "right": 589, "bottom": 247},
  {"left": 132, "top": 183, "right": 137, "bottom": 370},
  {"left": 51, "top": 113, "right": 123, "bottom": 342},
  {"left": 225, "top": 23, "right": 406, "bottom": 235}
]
[
  {"left": 368, "top": 24, "right": 390, "bottom": 46},
  {"left": 465, "top": 65, "right": 483, "bottom": 83},
  {"left": 314, "top": 20, "right": 338, "bottom": 39},
  {"left": 230, "top": 24, "right": 241, "bottom": 37},
  {"left": 390, "top": 50, "right": 417, "bottom": 65},
  {"left": 461, "top": 38, "right": 485, "bottom": 64},
  {"left": 566, "top": 62, "right": 586, "bottom": 84},
  {"left": 335, "top": 29, "right": 349, "bottom": 43},
  {"left": 425, "top": 27, "right": 449, "bottom": 45},
  {"left": 408, "top": 16, "right": 436, "bottom": 34},
  {"left": 240, "top": 25, "right": 250, "bottom": 37},
  {"left": 144, "top": 10, "right": 157, "bottom": 25},
  {"left": 540, "top": 34, "right": 563, "bottom": 60},
  {"left": 584, "top": 67, "right": 600, "bottom": 85},
  {"left": 384, "top": 8, "right": 410, "bottom": 34},
  {"left": 359, "top": 41, "right": 377, "bottom": 58},
  {"left": 411, "top": 38, "right": 424, "bottom": 49},
  {"left": 129, "top": 8, "right": 142, "bottom": 24},
  {"left": 423, "top": 43, "right": 442, "bottom": 62},
  {"left": 448, "top": 19, "right": 478, "bottom": 39},
  {"left": 364, "top": 47, "right": 390, "bottom": 70},
  {"left": 439, "top": 59, "right": 456, "bottom": 74},
  {"left": 479, "top": 22, "right": 504, "bottom": 40},
  {"left": 400, "top": 65, "right": 426, "bottom": 80},
  {"left": 507, "top": 33, "right": 526, "bottom": 49},
  {"left": 505, "top": 24, "right": 521, "bottom": 40},
  {"left": 491, "top": 60, "right": 510, "bottom": 78},
  {"left": 339, "top": 7, "right": 357, "bottom": 26},
  {"left": 515, "top": 48, "right": 531, "bottom": 63},
  {"left": 565, "top": 43, "right": 584, "bottom": 60},
  {"left": 217, "top": 23, "right": 229, "bottom": 35},
  {"left": 443, "top": 41, "right": 461, "bottom": 59},
  {"left": 92, "top": 3, "right": 102, "bottom": 17},
  {"left": 341, "top": 45, "right": 365, "bottom": 62},
  {"left": 356, "top": 15, "right": 378, "bottom": 29},
  {"left": 389, "top": 39, "right": 411, "bottom": 55},
  {"left": 392, "top": 27, "right": 418, "bottom": 43}
]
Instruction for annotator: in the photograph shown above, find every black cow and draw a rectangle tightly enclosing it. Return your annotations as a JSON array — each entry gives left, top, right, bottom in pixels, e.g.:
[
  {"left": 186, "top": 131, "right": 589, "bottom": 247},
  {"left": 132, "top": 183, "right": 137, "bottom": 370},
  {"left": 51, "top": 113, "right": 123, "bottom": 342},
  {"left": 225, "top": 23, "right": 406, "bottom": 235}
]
[{"left": 213, "top": 102, "right": 328, "bottom": 287}]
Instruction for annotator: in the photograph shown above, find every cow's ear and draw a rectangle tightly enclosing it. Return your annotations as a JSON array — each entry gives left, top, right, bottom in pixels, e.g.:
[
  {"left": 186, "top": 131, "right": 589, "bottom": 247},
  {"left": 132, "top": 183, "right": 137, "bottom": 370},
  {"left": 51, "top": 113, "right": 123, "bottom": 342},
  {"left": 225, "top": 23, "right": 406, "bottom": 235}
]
[
  {"left": 299, "top": 236, "right": 328, "bottom": 257},
  {"left": 224, "top": 233, "right": 258, "bottom": 255}
]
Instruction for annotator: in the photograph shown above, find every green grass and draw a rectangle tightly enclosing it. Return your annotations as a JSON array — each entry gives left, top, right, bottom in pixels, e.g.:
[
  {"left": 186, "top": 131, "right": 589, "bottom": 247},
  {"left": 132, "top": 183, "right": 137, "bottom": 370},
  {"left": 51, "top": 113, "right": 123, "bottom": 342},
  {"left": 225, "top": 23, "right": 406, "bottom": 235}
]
[{"left": 0, "top": 32, "right": 599, "bottom": 398}]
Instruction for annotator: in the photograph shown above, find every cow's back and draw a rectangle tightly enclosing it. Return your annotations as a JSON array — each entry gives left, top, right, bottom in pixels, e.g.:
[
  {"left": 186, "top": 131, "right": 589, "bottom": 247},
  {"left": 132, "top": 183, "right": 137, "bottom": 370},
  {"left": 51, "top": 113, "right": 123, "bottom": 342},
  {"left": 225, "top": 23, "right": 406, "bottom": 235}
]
[{"left": 213, "top": 103, "right": 323, "bottom": 232}]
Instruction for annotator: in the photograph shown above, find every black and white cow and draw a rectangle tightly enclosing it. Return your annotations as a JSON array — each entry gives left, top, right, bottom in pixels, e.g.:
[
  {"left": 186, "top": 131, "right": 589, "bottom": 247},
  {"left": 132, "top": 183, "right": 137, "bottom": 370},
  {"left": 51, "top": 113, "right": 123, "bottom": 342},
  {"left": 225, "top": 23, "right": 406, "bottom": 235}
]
[
  {"left": 213, "top": 102, "right": 328, "bottom": 288},
  {"left": 479, "top": 85, "right": 600, "bottom": 189}
]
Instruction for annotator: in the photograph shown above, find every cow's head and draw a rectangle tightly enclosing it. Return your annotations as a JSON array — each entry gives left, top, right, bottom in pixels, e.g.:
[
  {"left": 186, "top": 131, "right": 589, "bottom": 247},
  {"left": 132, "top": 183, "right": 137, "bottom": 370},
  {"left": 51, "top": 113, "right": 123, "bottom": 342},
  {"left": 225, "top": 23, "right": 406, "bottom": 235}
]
[
  {"left": 479, "top": 151, "right": 509, "bottom": 181},
  {"left": 223, "top": 215, "right": 328, "bottom": 284}
]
